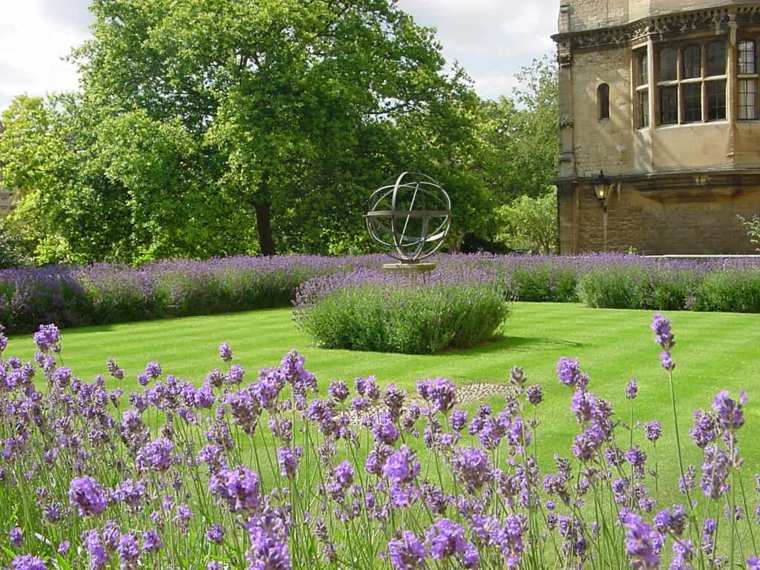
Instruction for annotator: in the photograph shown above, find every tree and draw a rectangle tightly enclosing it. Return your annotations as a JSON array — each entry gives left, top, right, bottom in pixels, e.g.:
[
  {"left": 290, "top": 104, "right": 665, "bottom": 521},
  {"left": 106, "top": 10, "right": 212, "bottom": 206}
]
[
  {"left": 75, "top": 0, "right": 476, "bottom": 256},
  {"left": 739, "top": 215, "right": 760, "bottom": 252},
  {"left": 475, "top": 56, "right": 559, "bottom": 202},
  {"left": 496, "top": 191, "right": 558, "bottom": 254}
]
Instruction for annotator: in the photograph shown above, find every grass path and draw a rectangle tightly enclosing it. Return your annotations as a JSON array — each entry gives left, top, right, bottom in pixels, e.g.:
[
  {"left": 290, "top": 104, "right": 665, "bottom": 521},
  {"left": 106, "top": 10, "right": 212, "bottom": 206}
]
[{"left": 9, "top": 302, "right": 760, "bottom": 483}]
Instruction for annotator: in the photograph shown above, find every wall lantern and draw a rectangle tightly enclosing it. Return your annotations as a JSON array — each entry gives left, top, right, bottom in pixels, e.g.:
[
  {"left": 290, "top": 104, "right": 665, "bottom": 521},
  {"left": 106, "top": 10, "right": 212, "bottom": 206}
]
[
  {"left": 591, "top": 169, "right": 615, "bottom": 251},
  {"left": 592, "top": 170, "right": 614, "bottom": 211}
]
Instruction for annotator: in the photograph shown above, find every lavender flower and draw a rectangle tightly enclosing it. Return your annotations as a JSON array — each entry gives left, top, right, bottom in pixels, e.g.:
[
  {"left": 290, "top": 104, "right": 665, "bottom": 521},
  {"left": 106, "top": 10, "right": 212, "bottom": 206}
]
[
  {"left": 206, "top": 524, "right": 225, "bottom": 545},
  {"left": 117, "top": 533, "right": 140, "bottom": 568},
  {"left": 417, "top": 378, "right": 457, "bottom": 414},
  {"left": 142, "top": 530, "right": 163, "bottom": 553},
  {"left": 33, "top": 323, "right": 60, "bottom": 353},
  {"left": 209, "top": 466, "right": 261, "bottom": 513},
  {"left": 383, "top": 446, "right": 421, "bottom": 485},
  {"left": 626, "top": 378, "right": 638, "bottom": 400},
  {"left": 218, "top": 342, "right": 233, "bottom": 362},
  {"left": 557, "top": 358, "right": 582, "bottom": 387},
  {"left": 712, "top": 390, "right": 747, "bottom": 432},
  {"left": 136, "top": 438, "right": 174, "bottom": 472},
  {"left": 277, "top": 447, "right": 302, "bottom": 479},
  {"left": 452, "top": 447, "right": 493, "bottom": 492},
  {"left": 9, "top": 526, "right": 23, "bottom": 547},
  {"left": 11, "top": 556, "right": 47, "bottom": 570},
  {"left": 621, "top": 510, "right": 663, "bottom": 569},
  {"left": 425, "top": 519, "right": 478, "bottom": 567},
  {"left": 527, "top": 384, "right": 543, "bottom": 405},
  {"left": 387, "top": 531, "right": 427, "bottom": 570},
  {"left": 69, "top": 476, "right": 108, "bottom": 516},
  {"left": 651, "top": 313, "right": 675, "bottom": 350},
  {"left": 644, "top": 421, "right": 662, "bottom": 443}
]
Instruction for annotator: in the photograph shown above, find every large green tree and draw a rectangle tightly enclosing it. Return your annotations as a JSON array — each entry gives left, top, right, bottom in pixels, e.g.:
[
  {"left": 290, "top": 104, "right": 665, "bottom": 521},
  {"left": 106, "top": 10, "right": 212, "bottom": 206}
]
[{"left": 74, "top": 0, "right": 480, "bottom": 256}]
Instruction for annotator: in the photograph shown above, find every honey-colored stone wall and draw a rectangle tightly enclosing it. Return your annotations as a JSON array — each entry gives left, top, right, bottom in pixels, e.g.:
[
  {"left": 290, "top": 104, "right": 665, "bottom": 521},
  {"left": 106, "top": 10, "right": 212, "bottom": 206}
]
[
  {"left": 559, "top": 183, "right": 760, "bottom": 254},
  {"left": 566, "top": 0, "right": 740, "bottom": 33},
  {"left": 572, "top": 47, "right": 635, "bottom": 178}
]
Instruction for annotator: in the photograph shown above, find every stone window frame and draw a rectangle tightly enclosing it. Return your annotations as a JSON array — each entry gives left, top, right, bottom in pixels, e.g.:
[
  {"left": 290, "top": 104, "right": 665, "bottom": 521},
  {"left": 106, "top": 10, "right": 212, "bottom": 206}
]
[
  {"left": 737, "top": 38, "right": 759, "bottom": 121},
  {"left": 634, "top": 48, "right": 650, "bottom": 129},
  {"left": 654, "top": 38, "right": 729, "bottom": 127},
  {"left": 597, "top": 83, "right": 610, "bottom": 120}
]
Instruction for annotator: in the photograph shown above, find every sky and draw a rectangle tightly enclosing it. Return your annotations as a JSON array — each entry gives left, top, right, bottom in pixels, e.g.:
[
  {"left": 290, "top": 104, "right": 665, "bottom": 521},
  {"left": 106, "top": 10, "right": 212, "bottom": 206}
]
[{"left": 0, "top": 0, "right": 558, "bottom": 111}]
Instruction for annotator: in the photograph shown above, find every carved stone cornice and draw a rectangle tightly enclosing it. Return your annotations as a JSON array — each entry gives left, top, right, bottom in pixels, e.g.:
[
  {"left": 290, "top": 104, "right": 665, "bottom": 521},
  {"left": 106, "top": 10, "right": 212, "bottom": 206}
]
[{"left": 552, "top": 4, "right": 760, "bottom": 54}]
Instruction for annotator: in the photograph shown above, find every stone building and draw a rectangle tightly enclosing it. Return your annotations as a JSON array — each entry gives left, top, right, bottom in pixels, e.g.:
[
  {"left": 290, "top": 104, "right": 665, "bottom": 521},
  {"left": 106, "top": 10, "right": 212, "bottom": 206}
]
[{"left": 554, "top": 0, "right": 760, "bottom": 254}]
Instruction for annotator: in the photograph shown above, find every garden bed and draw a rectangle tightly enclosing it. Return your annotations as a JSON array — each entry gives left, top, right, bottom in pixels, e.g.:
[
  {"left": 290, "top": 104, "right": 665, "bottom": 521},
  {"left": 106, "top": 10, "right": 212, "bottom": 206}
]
[{"left": 1, "top": 254, "right": 760, "bottom": 333}]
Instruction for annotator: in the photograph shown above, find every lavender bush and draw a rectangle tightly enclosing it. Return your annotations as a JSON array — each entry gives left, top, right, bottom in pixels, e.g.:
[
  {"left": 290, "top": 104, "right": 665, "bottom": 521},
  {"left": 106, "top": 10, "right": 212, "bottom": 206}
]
[
  {"left": 2, "top": 254, "right": 760, "bottom": 334},
  {"left": 293, "top": 268, "right": 510, "bottom": 354},
  {"left": 1, "top": 315, "right": 759, "bottom": 569}
]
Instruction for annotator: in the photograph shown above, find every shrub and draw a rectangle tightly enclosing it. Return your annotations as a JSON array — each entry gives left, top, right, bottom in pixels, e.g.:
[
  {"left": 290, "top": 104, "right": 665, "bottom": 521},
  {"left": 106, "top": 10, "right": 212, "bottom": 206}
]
[
  {"left": 692, "top": 269, "right": 760, "bottom": 313},
  {"left": 295, "top": 280, "right": 509, "bottom": 354}
]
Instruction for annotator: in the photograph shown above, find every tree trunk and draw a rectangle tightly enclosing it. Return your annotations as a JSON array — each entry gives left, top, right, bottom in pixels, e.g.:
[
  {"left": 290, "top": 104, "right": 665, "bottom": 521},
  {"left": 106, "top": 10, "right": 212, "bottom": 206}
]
[{"left": 255, "top": 202, "right": 276, "bottom": 256}]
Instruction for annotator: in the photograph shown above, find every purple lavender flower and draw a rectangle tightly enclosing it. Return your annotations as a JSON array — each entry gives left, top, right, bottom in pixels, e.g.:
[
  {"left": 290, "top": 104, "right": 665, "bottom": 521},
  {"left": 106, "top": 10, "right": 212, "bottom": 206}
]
[
  {"left": 9, "top": 526, "right": 23, "bottom": 547},
  {"left": 136, "top": 438, "right": 174, "bottom": 472},
  {"left": 356, "top": 376, "right": 381, "bottom": 400},
  {"left": 651, "top": 313, "right": 675, "bottom": 350},
  {"left": 11, "top": 556, "right": 47, "bottom": 570},
  {"left": 416, "top": 378, "right": 457, "bottom": 414},
  {"left": 33, "top": 323, "right": 60, "bottom": 353},
  {"left": 69, "top": 476, "right": 108, "bottom": 516},
  {"left": 626, "top": 378, "right": 638, "bottom": 400},
  {"left": 52, "top": 367, "right": 71, "bottom": 389},
  {"left": 451, "top": 410, "right": 468, "bottom": 432},
  {"left": 644, "top": 421, "right": 662, "bottom": 443},
  {"left": 142, "top": 530, "right": 163, "bottom": 553},
  {"left": 660, "top": 352, "right": 675, "bottom": 372},
  {"left": 452, "top": 447, "right": 493, "bottom": 492},
  {"left": 218, "top": 342, "right": 233, "bottom": 362},
  {"left": 671, "top": 540, "right": 694, "bottom": 570},
  {"left": 245, "top": 514, "right": 291, "bottom": 570},
  {"left": 328, "top": 380, "right": 349, "bottom": 402},
  {"left": 207, "top": 524, "right": 225, "bottom": 545},
  {"left": 527, "top": 384, "right": 543, "bottom": 405},
  {"left": 107, "top": 359, "right": 124, "bottom": 380},
  {"left": 690, "top": 411, "right": 718, "bottom": 448},
  {"left": 83, "top": 530, "right": 108, "bottom": 569},
  {"left": 748, "top": 556, "right": 760, "bottom": 570},
  {"left": 372, "top": 413, "right": 400, "bottom": 445},
  {"left": 57, "top": 541, "right": 70, "bottom": 555},
  {"left": 557, "top": 358, "right": 582, "bottom": 387},
  {"left": 387, "top": 531, "right": 427, "bottom": 570},
  {"left": 620, "top": 510, "right": 663, "bottom": 569},
  {"left": 277, "top": 447, "right": 302, "bottom": 479},
  {"left": 209, "top": 466, "right": 261, "bottom": 513},
  {"left": 425, "top": 519, "right": 477, "bottom": 567},
  {"left": 383, "top": 446, "right": 421, "bottom": 485},
  {"left": 654, "top": 505, "right": 686, "bottom": 536},
  {"left": 701, "top": 445, "right": 730, "bottom": 499},
  {"left": 144, "top": 362, "right": 162, "bottom": 379},
  {"left": 117, "top": 533, "right": 140, "bottom": 568},
  {"left": 712, "top": 390, "right": 747, "bottom": 432}
]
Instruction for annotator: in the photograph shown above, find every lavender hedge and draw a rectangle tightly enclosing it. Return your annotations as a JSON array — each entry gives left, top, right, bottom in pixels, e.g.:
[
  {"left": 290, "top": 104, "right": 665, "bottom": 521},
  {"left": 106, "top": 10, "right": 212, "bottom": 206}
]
[
  {"left": 2, "top": 316, "right": 759, "bottom": 568},
  {"left": 2, "top": 254, "right": 760, "bottom": 334}
]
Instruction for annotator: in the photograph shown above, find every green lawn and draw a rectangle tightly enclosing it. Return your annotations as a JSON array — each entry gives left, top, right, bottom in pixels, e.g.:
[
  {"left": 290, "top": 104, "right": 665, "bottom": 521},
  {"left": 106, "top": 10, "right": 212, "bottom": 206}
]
[{"left": 9, "top": 302, "right": 760, "bottom": 486}]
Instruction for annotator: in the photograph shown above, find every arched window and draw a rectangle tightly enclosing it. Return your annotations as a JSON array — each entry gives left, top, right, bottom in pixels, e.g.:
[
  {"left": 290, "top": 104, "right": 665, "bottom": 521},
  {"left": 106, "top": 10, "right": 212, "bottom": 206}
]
[
  {"left": 739, "top": 39, "right": 757, "bottom": 75},
  {"left": 739, "top": 40, "right": 759, "bottom": 120},
  {"left": 598, "top": 83, "right": 610, "bottom": 120}
]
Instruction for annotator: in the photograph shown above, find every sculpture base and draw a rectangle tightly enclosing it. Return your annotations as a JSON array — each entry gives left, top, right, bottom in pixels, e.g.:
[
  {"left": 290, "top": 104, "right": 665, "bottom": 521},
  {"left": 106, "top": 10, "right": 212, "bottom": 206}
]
[{"left": 382, "top": 262, "right": 437, "bottom": 274}]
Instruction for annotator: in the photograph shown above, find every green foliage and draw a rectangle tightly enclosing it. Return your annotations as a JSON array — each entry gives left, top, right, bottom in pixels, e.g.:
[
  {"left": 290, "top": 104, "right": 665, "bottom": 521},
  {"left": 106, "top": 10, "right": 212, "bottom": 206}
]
[
  {"left": 474, "top": 57, "right": 559, "bottom": 203},
  {"left": 739, "top": 215, "right": 760, "bottom": 252},
  {"left": 692, "top": 270, "right": 760, "bottom": 313},
  {"left": 496, "top": 192, "right": 558, "bottom": 254},
  {"left": 576, "top": 266, "right": 760, "bottom": 311},
  {"left": 296, "top": 283, "right": 509, "bottom": 354}
]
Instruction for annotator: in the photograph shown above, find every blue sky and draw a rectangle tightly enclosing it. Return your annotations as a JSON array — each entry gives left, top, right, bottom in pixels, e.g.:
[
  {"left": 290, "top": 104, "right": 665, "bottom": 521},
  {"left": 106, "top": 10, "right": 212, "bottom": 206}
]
[{"left": 0, "top": 0, "right": 558, "bottom": 111}]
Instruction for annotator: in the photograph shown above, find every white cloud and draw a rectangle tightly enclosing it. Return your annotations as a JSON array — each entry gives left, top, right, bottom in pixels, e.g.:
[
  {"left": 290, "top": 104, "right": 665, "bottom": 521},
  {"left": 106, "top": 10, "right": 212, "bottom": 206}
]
[
  {"left": 0, "top": 0, "right": 92, "bottom": 110},
  {"left": 0, "top": 0, "right": 558, "bottom": 111}
]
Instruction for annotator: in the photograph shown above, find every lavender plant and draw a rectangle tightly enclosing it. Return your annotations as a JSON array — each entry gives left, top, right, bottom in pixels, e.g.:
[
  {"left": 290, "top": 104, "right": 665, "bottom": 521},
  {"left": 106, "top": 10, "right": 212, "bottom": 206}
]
[{"left": 1, "top": 317, "right": 759, "bottom": 569}]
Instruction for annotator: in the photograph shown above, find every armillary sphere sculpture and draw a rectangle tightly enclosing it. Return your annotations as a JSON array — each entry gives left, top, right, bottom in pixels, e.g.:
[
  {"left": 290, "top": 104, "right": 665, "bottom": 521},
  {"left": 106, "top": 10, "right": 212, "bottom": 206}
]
[{"left": 365, "top": 172, "right": 451, "bottom": 270}]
